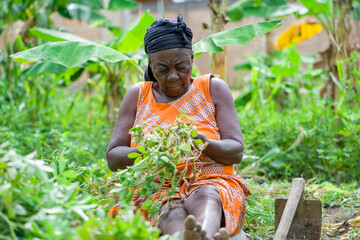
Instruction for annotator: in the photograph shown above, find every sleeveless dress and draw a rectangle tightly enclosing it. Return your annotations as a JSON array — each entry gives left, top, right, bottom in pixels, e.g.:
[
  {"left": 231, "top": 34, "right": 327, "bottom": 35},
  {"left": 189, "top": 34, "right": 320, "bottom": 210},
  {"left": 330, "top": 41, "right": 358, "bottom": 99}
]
[{"left": 131, "top": 74, "right": 251, "bottom": 236}]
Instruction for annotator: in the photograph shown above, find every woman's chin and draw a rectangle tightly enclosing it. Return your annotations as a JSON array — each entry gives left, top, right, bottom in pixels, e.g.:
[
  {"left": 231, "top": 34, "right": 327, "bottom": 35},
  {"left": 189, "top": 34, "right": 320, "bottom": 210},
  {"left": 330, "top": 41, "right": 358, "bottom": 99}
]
[{"left": 165, "top": 86, "right": 186, "bottom": 97}]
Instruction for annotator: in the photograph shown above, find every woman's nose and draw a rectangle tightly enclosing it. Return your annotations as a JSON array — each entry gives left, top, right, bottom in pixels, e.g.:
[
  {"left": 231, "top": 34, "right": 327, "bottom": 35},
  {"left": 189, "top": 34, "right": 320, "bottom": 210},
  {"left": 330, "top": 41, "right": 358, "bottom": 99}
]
[{"left": 167, "top": 69, "right": 179, "bottom": 82}]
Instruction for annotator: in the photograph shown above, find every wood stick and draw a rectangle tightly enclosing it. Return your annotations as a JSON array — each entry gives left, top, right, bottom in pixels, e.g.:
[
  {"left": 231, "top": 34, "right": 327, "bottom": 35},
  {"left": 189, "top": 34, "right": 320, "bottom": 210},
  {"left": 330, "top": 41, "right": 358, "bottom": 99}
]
[{"left": 274, "top": 178, "right": 305, "bottom": 240}]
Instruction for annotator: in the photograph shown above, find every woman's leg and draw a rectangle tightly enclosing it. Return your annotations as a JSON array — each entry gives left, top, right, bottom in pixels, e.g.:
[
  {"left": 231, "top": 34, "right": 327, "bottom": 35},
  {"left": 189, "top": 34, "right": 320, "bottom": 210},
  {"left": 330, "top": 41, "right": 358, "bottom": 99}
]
[
  {"left": 183, "top": 185, "right": 228, "bottom": 240},
  {"left": 158, "top": 199, "right": 188, "bottom": 238}
]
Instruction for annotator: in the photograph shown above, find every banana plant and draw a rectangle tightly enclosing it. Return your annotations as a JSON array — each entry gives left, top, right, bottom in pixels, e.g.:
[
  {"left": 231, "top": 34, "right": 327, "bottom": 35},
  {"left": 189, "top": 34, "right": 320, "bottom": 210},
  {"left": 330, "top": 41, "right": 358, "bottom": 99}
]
[
  {"left": 227, "top": 0, "right": 360, "bottom": 106},
  {"left": 10, "top": 11, "right": 155, "bottom": 124},
  {"left": 297, "top": 0, "right": 360, "bottom": 104},
  {"left": 233, "top": 46, "right": 326, "bottom": 112},
  {"left": 10, "top": 18, "right": 282, "bottom": 123},
  {"left": 0, "top": 0, "right": 139, "bottom": 123},
  {"left": 226, "top": 0, "right": 308, "bottom": 22}
]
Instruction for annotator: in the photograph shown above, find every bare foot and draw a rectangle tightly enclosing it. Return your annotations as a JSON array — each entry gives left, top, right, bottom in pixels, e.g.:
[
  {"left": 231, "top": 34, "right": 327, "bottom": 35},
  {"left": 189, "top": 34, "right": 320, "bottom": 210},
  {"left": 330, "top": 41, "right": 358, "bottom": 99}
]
[{"left": 183, "top": 215, "right": 229, "bottom": 240}]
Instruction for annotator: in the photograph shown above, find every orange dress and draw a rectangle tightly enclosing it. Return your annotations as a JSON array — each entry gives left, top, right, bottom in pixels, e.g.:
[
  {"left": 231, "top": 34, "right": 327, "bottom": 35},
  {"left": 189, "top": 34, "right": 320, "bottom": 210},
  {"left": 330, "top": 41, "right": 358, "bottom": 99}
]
[{"left": 131, "top": 74, "right": 251, "bottom": 236}]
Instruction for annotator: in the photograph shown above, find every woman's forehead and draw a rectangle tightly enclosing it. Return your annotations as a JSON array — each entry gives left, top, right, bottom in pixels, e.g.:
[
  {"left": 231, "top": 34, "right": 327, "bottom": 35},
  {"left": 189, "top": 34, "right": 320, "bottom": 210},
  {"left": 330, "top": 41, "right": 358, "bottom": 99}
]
[{"left": 150, "top": 48, "right": 192, "bottom": 62}]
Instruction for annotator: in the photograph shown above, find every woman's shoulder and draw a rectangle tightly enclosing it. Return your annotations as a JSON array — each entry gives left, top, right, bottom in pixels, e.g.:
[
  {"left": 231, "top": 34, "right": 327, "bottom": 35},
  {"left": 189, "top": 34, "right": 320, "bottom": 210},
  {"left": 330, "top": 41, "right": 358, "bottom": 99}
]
[
  {"left": 126, "top": 83, "right": 140, "bottom": 97},
  {"left": 121, "top": 83, "right": 141, "bottom": 110},
  {"left": 193, "top": 74, "right": 228, "bottom": 89},
  {"left": 209, "top": 77, "right": 230, "bottom": 91},
  {"left": 208, "top": 76, "right": 232, "bottom": 106}
]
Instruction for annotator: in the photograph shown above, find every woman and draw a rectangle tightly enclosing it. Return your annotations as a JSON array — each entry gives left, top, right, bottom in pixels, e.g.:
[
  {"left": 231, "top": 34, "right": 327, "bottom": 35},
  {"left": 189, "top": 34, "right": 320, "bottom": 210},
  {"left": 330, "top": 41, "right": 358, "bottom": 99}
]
[{"left": 106, "top": 15, "right": 251, "bottom": 240}]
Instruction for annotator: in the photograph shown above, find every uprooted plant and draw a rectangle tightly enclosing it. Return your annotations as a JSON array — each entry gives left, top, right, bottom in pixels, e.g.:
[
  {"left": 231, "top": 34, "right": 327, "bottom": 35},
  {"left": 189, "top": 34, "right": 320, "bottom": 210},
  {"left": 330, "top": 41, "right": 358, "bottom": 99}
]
[{"left": 114, "top": 114, "right": 207, "bottom": 217}]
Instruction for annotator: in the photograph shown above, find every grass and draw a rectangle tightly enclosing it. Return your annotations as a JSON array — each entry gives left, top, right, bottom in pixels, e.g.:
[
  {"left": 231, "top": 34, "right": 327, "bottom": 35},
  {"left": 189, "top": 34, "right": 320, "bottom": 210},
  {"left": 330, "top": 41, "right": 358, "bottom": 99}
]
[{"left": 1, "top": 78, "right": 359, "bottom": 239}]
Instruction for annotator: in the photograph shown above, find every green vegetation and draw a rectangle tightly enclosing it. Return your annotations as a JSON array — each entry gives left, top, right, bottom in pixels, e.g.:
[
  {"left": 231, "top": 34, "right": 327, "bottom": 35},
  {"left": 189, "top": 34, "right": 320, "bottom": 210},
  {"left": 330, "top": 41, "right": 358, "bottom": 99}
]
[
  {"left": 1, "top": 0, "right": 359, "bottom": 239},
  {"left": 118, "top": 116, "right": 207, "bottom": 217}
]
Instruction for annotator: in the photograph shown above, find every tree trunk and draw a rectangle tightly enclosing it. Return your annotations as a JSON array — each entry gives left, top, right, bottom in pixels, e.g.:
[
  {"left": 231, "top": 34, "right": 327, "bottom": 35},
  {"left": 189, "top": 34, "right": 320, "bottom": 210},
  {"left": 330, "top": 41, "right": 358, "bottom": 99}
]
[
  {"left": 319, "top": 0, "right": 359, "bottom": 102},
  {"left": 209, "top": 0, "right": 228, "bottom": 81}
]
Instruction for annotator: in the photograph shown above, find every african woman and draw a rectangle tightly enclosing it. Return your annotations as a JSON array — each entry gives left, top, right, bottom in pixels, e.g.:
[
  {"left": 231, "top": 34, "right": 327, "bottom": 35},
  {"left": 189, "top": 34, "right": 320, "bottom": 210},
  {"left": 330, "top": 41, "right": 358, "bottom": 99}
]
[{"left": 106, "top": 15, "right": 251, "bottom": 240}]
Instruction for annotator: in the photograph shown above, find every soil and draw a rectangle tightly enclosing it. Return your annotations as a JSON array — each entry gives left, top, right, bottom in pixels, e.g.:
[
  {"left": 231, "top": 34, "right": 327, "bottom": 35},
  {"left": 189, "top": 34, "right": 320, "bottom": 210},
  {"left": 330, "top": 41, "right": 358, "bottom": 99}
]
[{"left": 321, "top": 206, "right": 360, "bottom": 240}]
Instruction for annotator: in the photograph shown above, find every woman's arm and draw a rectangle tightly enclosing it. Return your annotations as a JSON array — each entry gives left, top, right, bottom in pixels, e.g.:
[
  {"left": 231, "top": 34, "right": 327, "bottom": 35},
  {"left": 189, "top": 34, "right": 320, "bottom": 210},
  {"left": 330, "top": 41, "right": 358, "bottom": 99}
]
[
  {"left": 106, "top": 84, "right": 140, "bottom": 171},
  {"left": 199, "top": 77, "right": 244, "bottom": 165}
]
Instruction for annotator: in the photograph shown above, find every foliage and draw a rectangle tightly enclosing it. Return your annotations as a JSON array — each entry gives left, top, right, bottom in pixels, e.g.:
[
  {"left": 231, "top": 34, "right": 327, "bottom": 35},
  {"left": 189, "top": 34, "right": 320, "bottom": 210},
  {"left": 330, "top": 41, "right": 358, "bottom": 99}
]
[
  {"left": 238, "top": 103, "right": 360, "bottom": 182},
  {"left": 0, "top": 0, "right": 137, "bottom": 34},
  {"left": 10, "top": 41, "right": 131, "bottom": 68},
  {"left": 116, "top": 115, "right": 207, "bottom": 217},
  {"left": 0, "top": 144, "right": 162, "bottom": 240},
  {"left": 226, "top": 0, "right": 308, "bottom": 22},
  {"left": 193, "top": 20, "right": 282, "bottom": 57},
  {"left": 234, "top": 47, "right": 326, "bottom": 111},
  {"left": 233, "top": 47, "right": 359, "bottom": 182}
]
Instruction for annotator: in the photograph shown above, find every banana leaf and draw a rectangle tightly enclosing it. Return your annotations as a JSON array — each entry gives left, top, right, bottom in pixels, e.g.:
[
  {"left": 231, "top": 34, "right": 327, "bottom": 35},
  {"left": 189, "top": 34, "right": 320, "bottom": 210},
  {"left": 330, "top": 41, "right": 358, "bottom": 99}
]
[
  {"left": 193, "top": 20, "right": 282, "bottom": 57},
  {"left": 10, "top": 41, "right": 131, "bottom": 68},
  {"left": 58, "top": 3, "right": 112, "bottom": 27},
  {"left": 108, "top": 0, "right": 137, "bottom": 10},
  {"left": 29, "top": 27, "right": 93, "bottom": 43},
  {"left": 299, "top": 0, "right": 331, "bottom": 14},
  {"left": 72, "top": 0, "right": 104, "bottom": 9},
  {"left": 22, "top": 62, "right": 69, "bottom": 76},
  {"left": 112, "top": 11, "right": 156, "bottom": 52},
  {"left": 227, "top": 0, "right": 308, "bottom": 21},
  {"left": 242, "top": 4, "right": 308, "bottom": 18}
]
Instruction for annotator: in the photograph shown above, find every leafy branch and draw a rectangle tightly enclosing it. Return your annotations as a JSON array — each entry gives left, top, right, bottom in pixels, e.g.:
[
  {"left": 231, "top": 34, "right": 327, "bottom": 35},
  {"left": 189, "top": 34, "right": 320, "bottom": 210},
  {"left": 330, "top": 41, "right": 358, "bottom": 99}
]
[{"left": 116, "top": 114, "right": 207, "bottom": 217}]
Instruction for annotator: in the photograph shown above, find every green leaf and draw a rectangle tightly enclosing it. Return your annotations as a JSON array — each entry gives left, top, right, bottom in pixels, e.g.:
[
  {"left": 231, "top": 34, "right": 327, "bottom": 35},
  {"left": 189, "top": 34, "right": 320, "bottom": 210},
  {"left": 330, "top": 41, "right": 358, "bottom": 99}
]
[
  {"left": 147, "top": 207, "right": 160, "bottom": 214},
  {"left": 190, "top": 130, "right": 198, "bottom": 138},
  {"left": 66, "top": 3, "right": 110, "bottom": 25},
  {"left": 226, "top": 0, "right": 249, "bottom": 22},
  {"left": 108, "top": 0, "right": 137, "bottom": 10},
  {"left": 10, "top": 41, "right": 131, "bottom": 68},
  {"left": 227, "top": 0, "right": 307, "bottom": 21},
  {"left": 113, "top": 11, "right": 156, "bottom": 52},
  {"left": 141, "top": 199, "right": 154, "bottom": 210},
  {"left": 134, "top": 156, "right": 142, "bottom": 164},
  {"left": 62, "top": 170, "right": 79, "bottom": 180},
  {"left": 234, "top": 62, "right": 252, "bottom": 71},
  {"left": 150, "top": 182, "right": 162, "bottom": 191},
  {"left": 73, "top": 0, "right": 104, "bottom": 9},
  {"left": 299, "top": 0, "right": 330, "bottom": 14},
  {"left": 257, "top": 147, "right": 281, "bottom": 164},
  {"left": 128, "top": 152, "right": 141, "bottom": 159},
  {"left": 29, "top": 27, "right": 93, "bottom": 43},
  {"left": 138, "top": 146, "right": 146, "bottom": 154},
  {"left": 22, "top": 62, "right": 69, "bottom": 76},
  {"left": 242, "top": 4, "right": 308, "bottom": 19},
  {"left": 320, "top": 182, "right": 351, "bottom": 195},
  {"left": 193, "top": 20, "right": 282, "bottom": 56},
  {"left": 330, "top": 72, "right": 344, "bottom": 90},
  {"left": 262, "top": 0, "right": 288, "bottom": 6},
  {"left": 179, "top": 143, "right": 191, "bottom": 152}
]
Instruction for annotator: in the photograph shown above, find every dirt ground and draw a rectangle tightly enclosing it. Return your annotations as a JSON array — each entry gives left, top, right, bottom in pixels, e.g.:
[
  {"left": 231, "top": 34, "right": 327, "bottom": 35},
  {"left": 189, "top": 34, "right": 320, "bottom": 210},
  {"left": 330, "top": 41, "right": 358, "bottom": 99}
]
[{"left": 321, "top": 205, "right": 360, "bottom": 240}]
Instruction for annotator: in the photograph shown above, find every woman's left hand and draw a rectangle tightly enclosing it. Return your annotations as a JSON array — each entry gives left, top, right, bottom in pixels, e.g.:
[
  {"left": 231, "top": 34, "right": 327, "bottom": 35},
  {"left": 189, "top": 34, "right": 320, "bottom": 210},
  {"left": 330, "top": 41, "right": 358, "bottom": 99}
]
[{"left": 194, "top": 132, "right": 209, "bottom": 144}]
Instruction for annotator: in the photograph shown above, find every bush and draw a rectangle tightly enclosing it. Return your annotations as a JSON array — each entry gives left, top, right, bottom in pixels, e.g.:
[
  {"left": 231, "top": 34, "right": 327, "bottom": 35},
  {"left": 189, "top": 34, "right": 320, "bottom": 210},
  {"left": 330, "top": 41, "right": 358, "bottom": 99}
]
[
  {"left": 239, "top": 103, "right": 360, "bottom": 182},
  {"left": 0, "top": 146, "right": 163, "bottom": 240}
]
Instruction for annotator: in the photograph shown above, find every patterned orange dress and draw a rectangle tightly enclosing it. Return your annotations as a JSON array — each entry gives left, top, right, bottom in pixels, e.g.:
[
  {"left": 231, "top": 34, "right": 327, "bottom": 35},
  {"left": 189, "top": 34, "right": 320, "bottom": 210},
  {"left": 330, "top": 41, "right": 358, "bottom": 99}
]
[{"left": 129, "top": 74, "right": 252, "bottom": 237}]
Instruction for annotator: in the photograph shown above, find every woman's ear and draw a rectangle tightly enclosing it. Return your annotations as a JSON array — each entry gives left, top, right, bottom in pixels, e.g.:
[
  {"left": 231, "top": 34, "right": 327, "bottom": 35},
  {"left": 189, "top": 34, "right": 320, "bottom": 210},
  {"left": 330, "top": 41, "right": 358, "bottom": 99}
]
[{"left": 191, "top": 51, "right": 194, "bottom": 63}]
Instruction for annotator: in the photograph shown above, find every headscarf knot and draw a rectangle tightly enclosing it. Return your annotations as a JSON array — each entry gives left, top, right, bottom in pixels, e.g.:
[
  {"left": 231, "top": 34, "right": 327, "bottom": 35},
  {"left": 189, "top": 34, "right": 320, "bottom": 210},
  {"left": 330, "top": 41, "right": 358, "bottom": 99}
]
[{"left": 174, "top": 14, "right": 189, "bottom": 45}]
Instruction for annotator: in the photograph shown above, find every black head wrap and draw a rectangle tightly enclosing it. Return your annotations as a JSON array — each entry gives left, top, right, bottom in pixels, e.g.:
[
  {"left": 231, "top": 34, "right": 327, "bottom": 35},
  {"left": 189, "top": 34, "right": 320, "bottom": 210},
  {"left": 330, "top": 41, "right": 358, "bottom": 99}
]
[{"left": 144, "top": 14, "right": 193, "bottom": 82}]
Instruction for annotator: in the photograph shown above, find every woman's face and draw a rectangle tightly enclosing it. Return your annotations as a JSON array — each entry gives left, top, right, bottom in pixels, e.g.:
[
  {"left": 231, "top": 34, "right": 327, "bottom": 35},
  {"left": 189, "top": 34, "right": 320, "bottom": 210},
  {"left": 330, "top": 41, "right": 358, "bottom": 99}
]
[{"left": 149, "top": 48, "right": 193, "bottom": 97}]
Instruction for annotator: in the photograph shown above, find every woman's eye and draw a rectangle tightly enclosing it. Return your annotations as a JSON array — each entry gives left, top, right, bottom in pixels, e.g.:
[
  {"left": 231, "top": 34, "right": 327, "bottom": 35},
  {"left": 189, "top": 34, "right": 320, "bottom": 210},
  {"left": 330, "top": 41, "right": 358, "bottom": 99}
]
[
  {"left": 176, "top": 64, "right": 186, "bottom": 70},
  {"left": 157, "top": 68, "right": 168, "bottom": 73}
]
